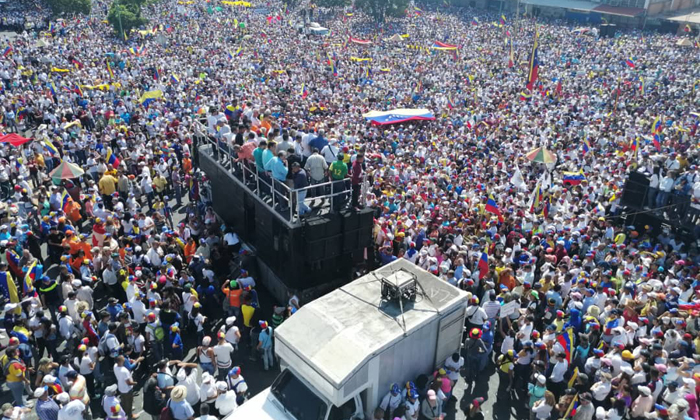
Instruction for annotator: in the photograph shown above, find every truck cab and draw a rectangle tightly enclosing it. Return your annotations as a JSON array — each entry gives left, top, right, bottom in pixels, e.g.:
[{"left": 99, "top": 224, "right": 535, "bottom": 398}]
[{"left": 226, "top": 368, "right": 364, "bottom": 420}]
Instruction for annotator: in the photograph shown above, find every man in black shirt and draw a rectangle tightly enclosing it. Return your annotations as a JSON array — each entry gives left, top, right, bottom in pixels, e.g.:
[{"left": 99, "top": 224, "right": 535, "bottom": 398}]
[
  {"left": 46, "top": 226, "right": 65, "bottom": 265},
  {"left": 37, "top": 275, "right": 62, "bottom": 323},
  {"left": 234, "top": 125, "right": 245, "bottom": 146},
  {"left": 286, "top": 147, "right": 302, "bottom": 185},
  {"left": 291, "top": 162, "right": 311, "bottom": 217}
]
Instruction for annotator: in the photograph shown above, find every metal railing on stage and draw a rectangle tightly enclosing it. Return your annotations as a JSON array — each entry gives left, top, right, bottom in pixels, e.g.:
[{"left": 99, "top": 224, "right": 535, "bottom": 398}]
[{"left": 193, "top": 121, "right": 368, "bottom": 228}]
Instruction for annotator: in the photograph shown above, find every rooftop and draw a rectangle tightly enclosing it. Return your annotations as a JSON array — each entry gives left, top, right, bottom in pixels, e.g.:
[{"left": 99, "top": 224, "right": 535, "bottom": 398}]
[{"left": 275, "top": 259, "right": 468, "bottom": 389}]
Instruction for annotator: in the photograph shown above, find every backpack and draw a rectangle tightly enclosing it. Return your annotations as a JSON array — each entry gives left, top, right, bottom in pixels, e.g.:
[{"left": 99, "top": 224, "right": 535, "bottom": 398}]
[
  {"left": 2, "top": 357, "right": 24, "bottom": 383},
  {"left": 159, "top": 399, "right": 173, "bottom": 420},
  {"left": 148, "top": 323, "right": 165, "bottom": 342},
  {"left": 98, "top": 333, "right": 113, "bottom": 357}
]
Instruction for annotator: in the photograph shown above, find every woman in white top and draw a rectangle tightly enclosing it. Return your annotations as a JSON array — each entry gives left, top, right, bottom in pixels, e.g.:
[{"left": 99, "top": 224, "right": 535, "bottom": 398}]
[
  {"left": 590, "top": 373, "right": 612, "bottom": 403},
  {"left": 198, "top": 336, "right": 216, "bottom": 375},
  {"left": 531, "top": 391, "right": 555, "bottom": 420}
]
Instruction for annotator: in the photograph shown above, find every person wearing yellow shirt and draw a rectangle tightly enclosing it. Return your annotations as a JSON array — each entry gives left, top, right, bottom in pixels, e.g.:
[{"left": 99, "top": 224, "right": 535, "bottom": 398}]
[
  {"left": 152, "top": 173, "right": 168, "bottom": 199},
  {"left": 98, "top": 173, "right": 118, "bottom": 208},
  {"left": 5, "top": 347, "right": 29, "bottom": 407}
]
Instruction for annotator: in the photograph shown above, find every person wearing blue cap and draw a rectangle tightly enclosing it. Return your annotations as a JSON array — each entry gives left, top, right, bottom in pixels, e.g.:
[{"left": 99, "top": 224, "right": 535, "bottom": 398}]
[
  {"left": 378, "top": 383, "right": 402, "bottom": 419},
  {"left": 403, "top": 388, "right": 420, "bottom": 420}
]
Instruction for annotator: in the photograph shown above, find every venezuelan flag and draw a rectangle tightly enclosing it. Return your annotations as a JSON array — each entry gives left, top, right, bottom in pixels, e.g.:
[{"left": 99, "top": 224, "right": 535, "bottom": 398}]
[
  {"left": 300, "top": 83, "right": 308, "bottom": 98},
  {"left": 447, "top": 94, "right": 454, "bottom": 109},
  {"left": 61, "top": 190, "right": 70, "bottom": 212},
  {"left": 106, "top": 147, "right": 120, "bottom": 168},
  {"left": 519, "top": 91, "right": 532, "bottom": 101},
  {"left": 625, "top": 57, "right": 635, "bottom": 68},
  {"left": 236, "top": 47, "right": 243, "bottom": 57},
  {"left": 2, "top": 45, "right": 12, "bottom": 57},
  {"left": 506, "top": 37, "right": 514, "bottom": 68},
  {"left": 0, "top": 271, "right": 19, "bottom": 308},
  {"left": 529, "top": 185, "right": 542, "bottom": 213},
  {"left": 153, "top": 68, "right": 160, "bottom": 80},
  {"left": 170, "top": 74, "right": 180, "bottom": 84},
  {"left": 541, "top": 195, "right": 550, "bottom": 218},
  {"left": 526, "top": 29, "right": 539, "bottom": 90},
  {"left": 582, "top": 138, "right": 591, "bottom": 154},
  {"left": 556, "top": 327, "right": 575, "bottom": 363},
  {"left": 227, "top": 51, "right": 233, "bottom": 60},
  {"left": 478, "top": 251, "right": 489, "bottom": 280},
  {"left": 73, "top": 84, "right": 83, "bottom": 97},
  {"left": 432, "top": 41, "right": 457, "bottom": 50},
  {"left": 485, "top": 194, "right": 503, "bottom": 221},
  {"left": 46, "top": 377, "right": 63, "bottom": 394},
  {"left": 653, "top": 134, "right": 661, "bottom": 151},
  {"left": 224, "top": 104, "right": 237, "bottom": 118},
  {"left": 44, "top": 139, "right": 58, "bottom": 156},
  {"left": 23, "top": 260, "right": 38, "bottom": 296},
  {"left": 500, "top": 14, "right": 507, "bottom": 25},
  {"left": 629, "top": 137, "right": 638, "bottom": 152},
  {"left": 563, "top": 170, "right": 586, "bottom": 186},
  {"left": 471, "top": 17, "right": 479, "bottom": 25},
  {"left": 138, "top": 90, "right": 163, "bottom": 107},
  {"left": 106, "top": 60, "right": 114, "bottom": 79},
  {"left": 651, "top": 116, "right": 662, "bottom": 134}
]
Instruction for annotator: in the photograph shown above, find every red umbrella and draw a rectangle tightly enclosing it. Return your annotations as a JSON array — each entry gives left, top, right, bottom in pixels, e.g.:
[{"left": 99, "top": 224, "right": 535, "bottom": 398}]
[{"left": 0, "top": 133, "right": 31, "bottom": 147}]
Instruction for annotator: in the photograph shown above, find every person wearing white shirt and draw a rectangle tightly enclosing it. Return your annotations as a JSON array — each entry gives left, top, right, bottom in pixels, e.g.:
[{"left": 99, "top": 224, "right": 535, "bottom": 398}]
[
  {"left": 549, "top": 353, "right": 568, "bottom": 397},
  {"left": 214, "top": 383, "right": 238, "bottom": 417},
  {"left": 56, "top": 393, "right": 86, "bottom": 420},
  {"left": 443, "top": 353, "right": 464, "bottom": 386},
  {"left": 648, "top": 169, "right": 660, "bottom": 208},
  {"left": 176, "top": 365, "right": 201, "bottom": 408},
  {"left": 130, "top": 295, "right": 147, "bottom": 324},
  {"left": 401, "top": 390, "right": 420, "bottom": 420},
  {"left": 101, "top": 385, "right": 122, "bottom": 418},
  {"left": 213, "top": 334, "right": 234, "bottom": 380},
  {"left": 222, "top": 317, "right": 241, "bottom": 350},
  {"left": 531, "top": 393, "right": 554, "bottom": 420},
  {"left": 301, "top": 131, "right": 314, "bottom": 158},
  {"left": 590, "top": 374, "right": 612, "bottom": 404},
  {"left": 320, "top": 140, "right": 339, "bottom": 164},
  {"left": 195, "top": 403, "right": 218, "bottom": 420},
  {"left": 465, "top": 300, "right": 488, "bottom": 330},
  {"left": 146, "top": 242, "right": 163, "bottom": 267},
  {"left": 113, "top": 356, "right": 135, "bottom": 418},
  {"left": 657, "top": 173, "right": 675, "bottom": 209}
]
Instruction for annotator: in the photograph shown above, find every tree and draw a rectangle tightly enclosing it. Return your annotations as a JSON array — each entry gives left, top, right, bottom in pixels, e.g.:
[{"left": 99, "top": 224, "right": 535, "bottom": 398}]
[
  {"left": 46, "top": 0, "right": 92, "bottom": 15},
  {"left": 107, "top": 1, "right": 147, "bottom": 39},
  {"left": 354, "top": 0, "right": 407, "bottom": 21}
]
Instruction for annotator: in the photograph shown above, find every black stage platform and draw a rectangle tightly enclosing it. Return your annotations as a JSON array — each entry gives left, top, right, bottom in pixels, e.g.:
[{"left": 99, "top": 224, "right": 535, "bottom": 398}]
[{"left": 197, "top": 141, "right": 374, "bottom": 302}]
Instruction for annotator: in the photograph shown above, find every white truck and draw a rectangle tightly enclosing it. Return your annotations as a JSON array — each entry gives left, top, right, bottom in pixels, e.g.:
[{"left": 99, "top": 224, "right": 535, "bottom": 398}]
[{"left": 226, "top": 259, "right": 469, "bottom": 420}]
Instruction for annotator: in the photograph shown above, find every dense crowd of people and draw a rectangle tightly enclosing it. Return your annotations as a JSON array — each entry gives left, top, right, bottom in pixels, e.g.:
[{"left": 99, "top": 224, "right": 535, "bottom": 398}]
[
  {"left": 0, "top": 0, "right": 698, "bottom": 419},
  {"left": 0, "top": 1, "right": 50, "bottom": 32}
]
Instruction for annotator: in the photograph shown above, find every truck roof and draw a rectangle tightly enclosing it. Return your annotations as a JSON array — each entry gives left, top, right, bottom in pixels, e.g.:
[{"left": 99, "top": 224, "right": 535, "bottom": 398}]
[{"left": 275, "top": 259, "right": 468, "bottom": 390}]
